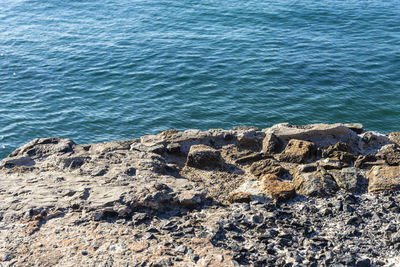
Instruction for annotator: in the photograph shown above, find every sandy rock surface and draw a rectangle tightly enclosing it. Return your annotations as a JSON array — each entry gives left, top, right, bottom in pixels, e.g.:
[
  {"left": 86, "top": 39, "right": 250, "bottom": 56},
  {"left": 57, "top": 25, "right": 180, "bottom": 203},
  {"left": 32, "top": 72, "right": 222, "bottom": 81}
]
[{"left": 1, "top": 123, "right": 400, "bottom": 266}]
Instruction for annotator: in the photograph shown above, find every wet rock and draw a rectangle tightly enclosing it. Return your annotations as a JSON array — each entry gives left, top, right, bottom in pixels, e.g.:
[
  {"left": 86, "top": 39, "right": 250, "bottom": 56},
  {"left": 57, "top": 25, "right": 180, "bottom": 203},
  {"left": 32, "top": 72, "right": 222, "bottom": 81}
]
[
  {"left": 279, "top": 139, "right": 316, "bottom": 163},
  {"left": 185, "top": 145, "right": 223, "bottom": 169},
  {"left": 367, "top": 165, "right": 400, "bottom": 193}
]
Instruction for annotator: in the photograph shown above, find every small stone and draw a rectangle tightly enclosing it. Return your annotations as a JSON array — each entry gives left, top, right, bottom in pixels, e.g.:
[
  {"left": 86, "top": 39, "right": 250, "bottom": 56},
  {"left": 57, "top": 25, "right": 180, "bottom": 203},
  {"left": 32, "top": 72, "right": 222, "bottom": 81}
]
[{"left": 81, "top": 251, "right": 88, "bottom": 256}]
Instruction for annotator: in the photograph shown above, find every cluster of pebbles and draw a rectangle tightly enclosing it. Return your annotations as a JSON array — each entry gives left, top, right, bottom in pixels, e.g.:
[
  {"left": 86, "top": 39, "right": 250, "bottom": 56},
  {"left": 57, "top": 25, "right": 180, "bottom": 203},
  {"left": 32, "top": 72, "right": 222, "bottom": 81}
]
[{"left": 1, "top": 123, "right": 400, "bottom": 266}]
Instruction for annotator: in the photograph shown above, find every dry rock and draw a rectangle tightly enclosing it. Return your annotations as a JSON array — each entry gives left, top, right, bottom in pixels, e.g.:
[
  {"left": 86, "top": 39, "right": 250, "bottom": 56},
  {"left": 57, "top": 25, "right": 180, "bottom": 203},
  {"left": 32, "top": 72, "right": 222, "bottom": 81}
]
[
  {"left": 279, "top": 139, "right": 316, "bottom": 163},
  {"left": 367, "top": 165, "right": 400, "bottom": 193}
]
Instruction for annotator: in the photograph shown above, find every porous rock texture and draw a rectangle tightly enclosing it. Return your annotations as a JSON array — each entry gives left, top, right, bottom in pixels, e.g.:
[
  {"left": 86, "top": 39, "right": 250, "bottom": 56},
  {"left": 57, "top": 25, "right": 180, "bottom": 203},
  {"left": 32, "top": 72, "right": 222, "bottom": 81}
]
[{"left": 1, "top": 123, "right": 400, "bottom": 266}]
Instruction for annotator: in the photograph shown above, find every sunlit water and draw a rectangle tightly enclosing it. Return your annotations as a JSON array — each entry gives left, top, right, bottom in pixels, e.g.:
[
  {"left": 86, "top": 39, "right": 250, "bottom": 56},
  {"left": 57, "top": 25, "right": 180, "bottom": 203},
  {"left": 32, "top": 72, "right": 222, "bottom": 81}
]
[{"left": 1, "top": 0, "right": 399, "bottom": 159}]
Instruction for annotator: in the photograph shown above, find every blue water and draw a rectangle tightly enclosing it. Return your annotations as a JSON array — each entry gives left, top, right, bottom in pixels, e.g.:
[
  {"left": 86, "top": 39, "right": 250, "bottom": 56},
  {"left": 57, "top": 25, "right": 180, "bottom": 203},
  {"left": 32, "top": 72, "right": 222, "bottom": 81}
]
[{"left": 1, "top": 0, "right": 400, "bottom": 159}]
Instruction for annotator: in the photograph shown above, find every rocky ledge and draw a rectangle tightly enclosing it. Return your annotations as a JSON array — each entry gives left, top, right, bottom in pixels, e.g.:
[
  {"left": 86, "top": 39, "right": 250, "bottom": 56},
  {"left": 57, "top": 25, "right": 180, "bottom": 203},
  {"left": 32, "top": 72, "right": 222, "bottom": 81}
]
[{"left": 1, "top": 123, "right": 400, "bottom": 266}]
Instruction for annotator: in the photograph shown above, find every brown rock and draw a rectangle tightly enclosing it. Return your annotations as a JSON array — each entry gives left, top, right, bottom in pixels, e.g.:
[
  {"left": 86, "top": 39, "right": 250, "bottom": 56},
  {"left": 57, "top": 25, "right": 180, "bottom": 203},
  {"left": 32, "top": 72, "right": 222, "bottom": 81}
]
[
  {"left": 227, "top": 192, "right": 252, "bottom": 203},
  {"left": 388, "top": 132, "right": 400, "bottom": 146},
  {"left": 367, "top": 165, "right": 400, "bottom": 193},
  {"left": 249, "top": 159, "right": 287, "bottom": 178},
  {"left": 261, "top": 174, "right": 296, "bottom": 201},
  {"left": 262, "top": 133, "right": 282, "bottom": 154},
  {"left": 376, "top": 144, "right": 400, "bottom": 166},
  {"left": 279, "top": 139, "right": 316, "bottom": 163},
  {"left": 185, "top": 145, "right": 223, "bottom": 169}
]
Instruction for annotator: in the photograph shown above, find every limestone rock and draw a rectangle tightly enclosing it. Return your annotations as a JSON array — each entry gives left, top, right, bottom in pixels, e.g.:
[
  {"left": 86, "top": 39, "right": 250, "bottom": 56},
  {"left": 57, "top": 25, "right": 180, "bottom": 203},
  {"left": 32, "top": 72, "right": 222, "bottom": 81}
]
[
  {"left": 261, "top": 174, "right": 296, "bottom": 201},
  {"left": 185, "top": 145, "right": 223, "bottom": 169},
  {"left": 262, "top": 133, "right": 282, "bottom": 154},
  {"left": 367, "top": 165, "right": 400, "bottom": 193},
  {"left": 249, "top": 159, "right": 287, "bottom": 178},
  {"left": 293, "top": 170, "right": 338, "bottom": 197},
  {"left": 376, "top": 144, "right": 400, "bottom": 166},
  {"left": 344, "top": 123, "right": 364, "bottom": 134},
  {"left": 388, "top": 132, "right": 400, "bottom": 146},
  {"left": 7, "top": 138, "right": 75, "bottom": 159},
  {"left": 263, "top": 123, "right": 358, "bottom": 148},
  {"left": 279, "top": 139, "right": 316, "bottom": 163},
  {"left": 328, "top": 167, "right": 361, "bottom": 192},
  {"left": 236, "top": 129, "right": 265, "bottom": 150}
]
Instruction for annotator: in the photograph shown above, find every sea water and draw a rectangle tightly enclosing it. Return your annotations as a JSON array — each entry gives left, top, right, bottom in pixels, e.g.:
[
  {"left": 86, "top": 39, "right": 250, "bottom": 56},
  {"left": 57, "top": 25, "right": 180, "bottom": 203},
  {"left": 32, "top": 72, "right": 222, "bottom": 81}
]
[{"left": 1, "top": 0, "right": 399, "bottom": 159}]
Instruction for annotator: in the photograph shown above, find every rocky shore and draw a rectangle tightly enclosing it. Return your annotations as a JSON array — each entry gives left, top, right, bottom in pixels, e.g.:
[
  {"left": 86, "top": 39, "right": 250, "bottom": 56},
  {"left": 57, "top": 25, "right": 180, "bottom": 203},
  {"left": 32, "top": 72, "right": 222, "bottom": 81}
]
[{"left": 1, "top": 123, "right": 400, "bottom": 266}]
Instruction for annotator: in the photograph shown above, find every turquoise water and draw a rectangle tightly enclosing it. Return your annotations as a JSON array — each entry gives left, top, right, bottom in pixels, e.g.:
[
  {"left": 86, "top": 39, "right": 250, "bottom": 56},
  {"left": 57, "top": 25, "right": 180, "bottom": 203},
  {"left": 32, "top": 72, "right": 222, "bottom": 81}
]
[{"left": 1, "top": 0, "right": 400, "bottom": 159}]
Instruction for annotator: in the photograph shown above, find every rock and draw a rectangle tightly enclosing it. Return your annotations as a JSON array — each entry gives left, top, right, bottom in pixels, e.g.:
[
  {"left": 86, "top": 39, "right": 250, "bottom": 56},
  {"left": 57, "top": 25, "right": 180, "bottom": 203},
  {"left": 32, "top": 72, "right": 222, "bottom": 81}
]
[
  {"left": 367, "top": 165, "right": 400, "bottom": 193},
  {"left": 388, "top": 132, "right": 400, "bottom": 146},
  {"left": 263, "top": 123, "right": 358, "bottom": 148},
  {"left": 376, "top": 144, "right": 400, "bottom": 166},
  {"left": 185, "top": 145, "right": 223, "bottom": 169},
  {"left": 328, "top": 167, "right": 361, "bottom": 192},
  {"left": 358, "top": 131, "right": 392, "bottom": 154},
  {"left": 262, "top": 133, "right": 282, "bottom": 154},
  {"left": 261, "top": 174, "right": 296, "bottom": 201},
  {"left": 279, "top": 139, "right": 316, "bottom": 163},
  {"left": 7, "top": 137, "right": 75, "bottom": 159},
  {"left": 236, "top": 129, "right": 265, "bottom": 150},
  {"left": 249, "top": 159, "right": 287, "bottom": 178},
  {"left": 293, "top": 170, "right": 338, "bottom": 197},
  {"left": 344, "top": 123, "right": 364, "bottom": 134},
  {"left": 228, "top": 179, "right": 271, "bottom": 204}
]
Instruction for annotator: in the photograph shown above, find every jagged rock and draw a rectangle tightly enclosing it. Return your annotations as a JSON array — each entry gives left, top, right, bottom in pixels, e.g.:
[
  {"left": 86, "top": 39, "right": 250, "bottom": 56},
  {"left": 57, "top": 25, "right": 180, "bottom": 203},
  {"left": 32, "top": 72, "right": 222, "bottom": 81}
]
[
  {"left": 323, "top": 142, "right": 355, "bottom": 164},
  {"left": 262, "top": 133, "right": 282, "bottom": 154},
  {"left": 263, "top": 123, "right": 358, "bottom": 148},
  {"left": 249, "top": 159, "right": 287, "bottom": 178},
  {"left": 318, "top": 158, "right": 343, "bottom": 170},
  {"left": 358, "top": 131, "right": 392, "bottom": 154},
  {"left": 388, "top": 132, "right": 400, "bottom": 146},
  {"left": 367, "top": 165, "right": 400, "bottom": 193},
  {"left": 328, "top": 167, "right": 362, "bottom": 192},
  {"left": 185, "top": 145, "right": 223, "bottom": 169},
  {"left": 376, "top": 144, "right": 400, "bottom": 166},
  {"left": 236, "top": 129, "right": 265, "bottom": 150},
  {"left": 279, "top": 139, "right": 316, "bottom": 163},
  {"left": 344, "top": 123, "right": 364, "bottom": 134},
  {"left": 5, "top": 138, "right": 75, "bottom": 162},
  {"left": 293, "top": 170, "right": 338, "bottom": 197},
  {"left": 261, "top": 174, "right": 296, "bottom": 201}
]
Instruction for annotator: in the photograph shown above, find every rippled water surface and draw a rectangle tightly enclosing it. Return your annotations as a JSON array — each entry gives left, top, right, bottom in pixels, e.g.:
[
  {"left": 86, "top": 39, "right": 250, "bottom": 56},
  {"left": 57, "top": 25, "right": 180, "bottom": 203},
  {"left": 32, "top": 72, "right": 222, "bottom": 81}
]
[{"left": 1, "top": 0, "right": 400, "bottom": 159}]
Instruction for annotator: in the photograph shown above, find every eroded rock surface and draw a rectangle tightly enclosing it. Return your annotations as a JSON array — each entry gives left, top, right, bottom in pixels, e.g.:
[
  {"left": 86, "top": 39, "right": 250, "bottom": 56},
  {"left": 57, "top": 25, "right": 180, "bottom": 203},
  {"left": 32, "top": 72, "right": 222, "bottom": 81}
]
[{"left": 1, "top": 123, "right": 400, "bottom": 266}]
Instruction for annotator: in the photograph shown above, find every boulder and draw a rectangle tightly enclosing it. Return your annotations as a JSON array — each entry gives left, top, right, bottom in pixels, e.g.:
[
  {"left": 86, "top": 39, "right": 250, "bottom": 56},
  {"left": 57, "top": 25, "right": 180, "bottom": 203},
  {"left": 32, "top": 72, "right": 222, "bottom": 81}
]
[
  {"left": 344, "top": 123, "right": 364, "bottom": 134},
  {"left": 261, "top": 174, "right": 296, "bottom": 201},
  {"left": 262, "top": 133, "right": 282, "bottom": 154},
  {"left": 279, "top": 139, "right": 316, "bottom": 163},
  {"left": 263, "top": 123, "right": 358, "bottom": 148},
  {"left": 185, "top": 145, "right": 223, "bottom": 169},
  {"left": 388, "top": 132, "right": 400, "bottom": 146},
  {"left": 376, "top": 144, "right": 400, "bottom": 166},
  {"left": 367, "top": 165, "right": 400, "bottom": 193},
  {"left": 236, "top": 129, "right": 265, "bottom": 150},
  {"left": 249, "top": 159, "right": 287, "bottom": 178},
  {"left": 293, "top": 170, "right": 338, "bottom": 197},
  {"left": 328, "top": 167, "right": 361, "bottom": 192}
]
